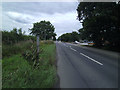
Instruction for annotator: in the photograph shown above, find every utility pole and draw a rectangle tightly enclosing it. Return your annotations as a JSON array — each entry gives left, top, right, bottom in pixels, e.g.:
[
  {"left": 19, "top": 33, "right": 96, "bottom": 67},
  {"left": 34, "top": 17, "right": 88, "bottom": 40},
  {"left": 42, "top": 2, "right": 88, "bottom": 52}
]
[
  {"left": 44, "top": 30, "right": 46, "bottom": 40},
  {"left": 36, "top": 35, "right": 40, "bottom": 63}
]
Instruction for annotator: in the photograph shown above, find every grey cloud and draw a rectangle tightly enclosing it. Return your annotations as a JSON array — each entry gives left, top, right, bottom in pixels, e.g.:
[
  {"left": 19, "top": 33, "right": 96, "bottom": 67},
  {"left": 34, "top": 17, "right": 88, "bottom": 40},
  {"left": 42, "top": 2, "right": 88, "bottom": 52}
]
[
  {"left": 2, "top": 2, "right": 79, "bottom": 15},
  {"left": 2, "top": 2, "right": 82, "bottom": 37},
  {"left": 6, "top": 11, "right": 34, "bottom": 24},
  {"left": 14, "top": 19, "right": 30, "bottom": 24}
]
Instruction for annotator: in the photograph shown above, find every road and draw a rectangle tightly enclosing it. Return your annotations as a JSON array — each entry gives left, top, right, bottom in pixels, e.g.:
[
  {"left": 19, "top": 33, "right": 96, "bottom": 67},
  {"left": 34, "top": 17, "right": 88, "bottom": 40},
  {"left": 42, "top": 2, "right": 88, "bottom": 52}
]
[{"left": 56, "top": 41, "right": 119, "bottom": 88}]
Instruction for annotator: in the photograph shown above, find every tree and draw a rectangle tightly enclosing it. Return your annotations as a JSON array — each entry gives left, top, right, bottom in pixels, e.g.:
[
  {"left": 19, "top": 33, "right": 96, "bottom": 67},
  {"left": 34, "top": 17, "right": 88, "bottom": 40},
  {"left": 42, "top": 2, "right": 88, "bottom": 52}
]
[
  {"left": 30, "top": 20, "right": 56, "bottom": 40},
  {"left": 52, "top": 33, "right": 57, "bottom": 41},
  {"left": 2, "top": 28, "right": 32, "bottom": 45},
  {"left": 77, "top": 2, "right": 120, "bottom": 48},
  {"left": 71, "top": 31, "right": 79, "bottom": 42},
  {"left": 58, "top": 31, "right": 79, "bottom": 42},
  {"left": 30, "top": 20, "right": 56, "bottom": 62}
]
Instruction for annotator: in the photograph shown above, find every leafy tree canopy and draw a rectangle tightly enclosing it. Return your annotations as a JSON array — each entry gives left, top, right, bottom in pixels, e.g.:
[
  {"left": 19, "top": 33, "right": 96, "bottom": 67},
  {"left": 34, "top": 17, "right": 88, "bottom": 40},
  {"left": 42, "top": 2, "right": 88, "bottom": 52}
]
[
  {"left": 2, "top": 28, "right": 35, "bottom": 45},
  {"left": 77, "top": 2, "right": 120, "bottom": 47},
  {"left": 30, "top": 20, "right": 56, "bottom": 40},
  {"left": 58, "top": 31, "right": 79, "bottom": 42}
]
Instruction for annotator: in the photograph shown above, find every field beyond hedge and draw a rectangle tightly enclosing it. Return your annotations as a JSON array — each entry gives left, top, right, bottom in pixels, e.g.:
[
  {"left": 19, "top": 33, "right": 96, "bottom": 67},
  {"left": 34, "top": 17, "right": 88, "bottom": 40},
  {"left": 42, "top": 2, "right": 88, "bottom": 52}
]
[{"left": 2, "top": 41, "right": 57, "bottom": 88}]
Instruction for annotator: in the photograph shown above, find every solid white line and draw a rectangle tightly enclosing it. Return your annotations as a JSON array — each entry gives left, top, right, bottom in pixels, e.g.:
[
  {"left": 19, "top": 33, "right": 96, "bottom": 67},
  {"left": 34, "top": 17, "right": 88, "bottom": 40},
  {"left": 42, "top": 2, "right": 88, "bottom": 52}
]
[{"left": 80, "top": 53, "right": 103, "bottom": 65}]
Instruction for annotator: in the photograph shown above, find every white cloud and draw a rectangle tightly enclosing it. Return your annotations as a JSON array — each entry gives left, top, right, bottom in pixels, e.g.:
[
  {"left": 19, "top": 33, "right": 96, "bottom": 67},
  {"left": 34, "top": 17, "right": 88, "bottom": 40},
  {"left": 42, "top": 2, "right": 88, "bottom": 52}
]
[
  {"left": 2, "top": 2, "right": 82, "bottom": 38},
  {"left": 2, "top": 2, "right": 78, "bottom": 15},
  {"left": 31, "top": 11, "right": 82, "bottom": 37},
  {"left": 6, "top": 11, "right": 34, "bottom": 24},
  {"left": 3, "top": 11, "right": 82, "bottom": 37}
]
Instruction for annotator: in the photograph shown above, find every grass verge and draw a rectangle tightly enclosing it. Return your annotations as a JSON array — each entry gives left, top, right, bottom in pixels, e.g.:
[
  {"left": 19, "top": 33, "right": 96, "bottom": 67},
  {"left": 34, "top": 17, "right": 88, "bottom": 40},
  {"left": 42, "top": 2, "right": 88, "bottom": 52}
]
[{"left": 2, "top": 41, "right": 57, "bottom": 88}]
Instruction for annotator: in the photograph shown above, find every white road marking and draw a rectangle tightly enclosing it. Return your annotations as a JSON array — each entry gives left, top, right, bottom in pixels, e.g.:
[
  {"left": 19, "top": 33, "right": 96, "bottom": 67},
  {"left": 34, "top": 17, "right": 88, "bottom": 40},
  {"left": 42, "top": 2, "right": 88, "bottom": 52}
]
[
  {"left": 70, "top": 47, "right": 77, "bottom": 52},
  {"left": 80, "top": 53, "right": 103, "bottom": 66},
  {"left": 63, "top": 44, "right": 69, "bottom": 48},
  {"left": 64, "top": 43, "right": 103, "bottom": 66}
]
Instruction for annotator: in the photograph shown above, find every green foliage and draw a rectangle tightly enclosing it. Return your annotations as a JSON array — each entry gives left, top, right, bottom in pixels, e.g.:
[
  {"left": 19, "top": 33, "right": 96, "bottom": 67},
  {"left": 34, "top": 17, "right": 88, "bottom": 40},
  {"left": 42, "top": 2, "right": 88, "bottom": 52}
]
[
  {"left": 2, "top": 41, "right": 32, "bottom": 58},
  {"left": 77, "top": 2, "right": 120, "bottom": 48},
  {"left": 2, "top": 28, "right": 35, "bottom": 45},
  {"left": 2, "top": 42, "right": 57, "bottom": 88},
  {"left": 22, "top": 43, "right": 43, "bottom": 68},
  {"left": 2, "top": 28, "right": 36, "bottom": 58},
  {"left": 30, "top": 20, "right": 56, "bottom": 40},
  {"left": 58, "top": 31, "right": 79, "bottom": 42}
]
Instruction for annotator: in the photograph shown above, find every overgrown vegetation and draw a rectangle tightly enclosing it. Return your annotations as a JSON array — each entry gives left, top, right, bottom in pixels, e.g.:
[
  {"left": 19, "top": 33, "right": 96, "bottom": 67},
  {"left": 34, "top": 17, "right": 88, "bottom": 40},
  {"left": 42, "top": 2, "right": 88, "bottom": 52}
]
[
  {"left": 2, "top": 41, "right": 32, "bottom": 58},
  {"left": 2, "top": 40, "right": 57, "bottom": 88},
  {"left": 2, "top": 28, "right": 36, "bottom": 58},
  {"left": 2, "top": 27, "right": 57, "bottom": 88},
  {"left": 2, "top": 28, "right": 35, "bottom": 45}
]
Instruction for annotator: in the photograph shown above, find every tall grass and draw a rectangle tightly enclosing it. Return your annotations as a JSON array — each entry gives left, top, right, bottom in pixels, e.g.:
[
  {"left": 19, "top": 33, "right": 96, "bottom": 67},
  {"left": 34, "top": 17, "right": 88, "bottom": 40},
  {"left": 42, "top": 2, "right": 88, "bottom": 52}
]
[
  {"left": 2, "top": 41, "right": 32, "bottom": 58},
  {"left": 2, "top": 41, "right": 57, "bottom": 88}
]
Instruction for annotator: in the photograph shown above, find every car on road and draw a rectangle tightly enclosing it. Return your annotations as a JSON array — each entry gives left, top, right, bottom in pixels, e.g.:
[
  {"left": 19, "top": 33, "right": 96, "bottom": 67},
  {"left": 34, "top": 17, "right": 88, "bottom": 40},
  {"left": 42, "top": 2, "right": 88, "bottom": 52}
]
[{"left": 74, "top": 41, "right": 80, "bottom": 44}]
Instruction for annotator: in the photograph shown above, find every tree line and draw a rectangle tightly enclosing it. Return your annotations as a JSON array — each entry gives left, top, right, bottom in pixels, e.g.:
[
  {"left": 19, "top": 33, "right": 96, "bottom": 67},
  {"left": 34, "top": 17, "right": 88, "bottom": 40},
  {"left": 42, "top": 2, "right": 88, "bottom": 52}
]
[
  {"left": 2, "top": 28, "right": 35, "bottom": 45},
  {"left": 58, "top": 2, "right": 120, "bottom": 51},
  {"left": 2, "top": 20, "right": 57, "bottom": 45},
  {"left": 77, "top": 2, "right": 120, "bottom": 48},
  {"left": 58, "top": 31, "right": 79, "bottom": 42}
]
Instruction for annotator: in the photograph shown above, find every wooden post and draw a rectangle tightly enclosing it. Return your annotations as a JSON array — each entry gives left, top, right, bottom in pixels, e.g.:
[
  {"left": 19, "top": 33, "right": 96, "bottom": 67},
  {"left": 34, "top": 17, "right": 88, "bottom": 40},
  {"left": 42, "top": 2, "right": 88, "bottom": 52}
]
[{"left": 36, "top": 35, "right": 40, "bottom": 63}]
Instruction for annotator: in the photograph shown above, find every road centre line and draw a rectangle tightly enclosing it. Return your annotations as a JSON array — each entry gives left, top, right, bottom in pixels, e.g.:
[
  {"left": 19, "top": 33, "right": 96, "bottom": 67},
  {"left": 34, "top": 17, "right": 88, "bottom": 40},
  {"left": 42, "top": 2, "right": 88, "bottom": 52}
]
[
  {"left": 63, "top": 44, "right": 69, "bottom": 47},
  {"left": 66, "top": 44, "right": 103, "bottom": 66},
  {"left": 68, "top": 45, "right": 77, "bottom": 52},
  {"left": 80, "top": 53, "right": 103, "bottom": 66},
  {"left": 67, "top": 44, "right": 103, "bottom": 66},
  {"left": 70, "top": 47, "right": 77, "bottom": 52}
]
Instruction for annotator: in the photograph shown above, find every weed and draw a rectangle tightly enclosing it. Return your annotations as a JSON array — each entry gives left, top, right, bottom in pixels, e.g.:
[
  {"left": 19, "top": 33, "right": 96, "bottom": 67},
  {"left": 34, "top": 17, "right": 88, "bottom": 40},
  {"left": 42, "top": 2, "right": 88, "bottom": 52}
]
[{"left": 2, "top": 41, "right": 57, "bottom": 88}]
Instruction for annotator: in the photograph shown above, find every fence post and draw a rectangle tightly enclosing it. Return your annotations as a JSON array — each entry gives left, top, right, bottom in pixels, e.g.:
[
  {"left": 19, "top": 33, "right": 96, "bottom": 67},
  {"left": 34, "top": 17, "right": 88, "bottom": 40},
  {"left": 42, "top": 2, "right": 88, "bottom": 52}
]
[{"left": 36, "top": 35, "right": 40, "bottom": 63}]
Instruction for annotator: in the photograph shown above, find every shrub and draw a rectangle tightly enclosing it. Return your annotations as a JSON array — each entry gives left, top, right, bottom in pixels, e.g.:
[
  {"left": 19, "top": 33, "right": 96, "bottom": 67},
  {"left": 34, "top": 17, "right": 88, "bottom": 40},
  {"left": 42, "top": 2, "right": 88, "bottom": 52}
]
[
  {"left": 22, "top": 44, "right": 43, "bottom": 68},
  {"left": 2, "top": 41, "right": 33, "bottom": 58}
]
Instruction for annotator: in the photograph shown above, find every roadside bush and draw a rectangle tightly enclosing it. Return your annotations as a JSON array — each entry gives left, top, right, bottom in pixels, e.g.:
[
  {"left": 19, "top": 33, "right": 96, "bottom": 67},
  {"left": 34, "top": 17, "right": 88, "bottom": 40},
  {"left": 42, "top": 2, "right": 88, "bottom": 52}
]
[
  {"left": 2, "top": 41, "right": 32, "bottom": 58},
  {"left": 22, "top": 44, "right": 43, "bottom": 68},
  {"left": 2, "top": 42, "right": 57, "bottom": 88}
]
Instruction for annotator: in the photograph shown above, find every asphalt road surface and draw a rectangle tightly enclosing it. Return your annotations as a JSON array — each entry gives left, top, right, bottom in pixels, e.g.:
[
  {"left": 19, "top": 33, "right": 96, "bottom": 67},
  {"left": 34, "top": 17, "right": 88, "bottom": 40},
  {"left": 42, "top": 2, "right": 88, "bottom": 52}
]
[{"left": 56, "top": 41, "right": 119, "bottom": 88}]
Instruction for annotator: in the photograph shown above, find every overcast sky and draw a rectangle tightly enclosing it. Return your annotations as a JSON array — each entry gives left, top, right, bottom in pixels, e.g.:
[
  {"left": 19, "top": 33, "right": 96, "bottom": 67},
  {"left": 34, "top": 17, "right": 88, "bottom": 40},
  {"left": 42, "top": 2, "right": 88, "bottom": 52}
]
[{"left": 2, "top": 2, "right": 82, "bottom": 38}]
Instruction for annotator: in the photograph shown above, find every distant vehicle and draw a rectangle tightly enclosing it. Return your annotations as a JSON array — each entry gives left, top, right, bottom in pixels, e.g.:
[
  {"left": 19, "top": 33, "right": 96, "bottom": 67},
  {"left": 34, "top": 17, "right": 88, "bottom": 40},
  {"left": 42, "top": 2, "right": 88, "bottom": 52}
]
[
  {"left": 88, "top": 41, "right": 94, "bottom": 46},
  {"left": 78, "top": 40, "right": 94, "bottom": 46},
  {"left": 79, "top": 42, "right": 88, "bottom": 45},
  {"left": 74, "top": 41, "right": 80, "bottom": 44}
]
